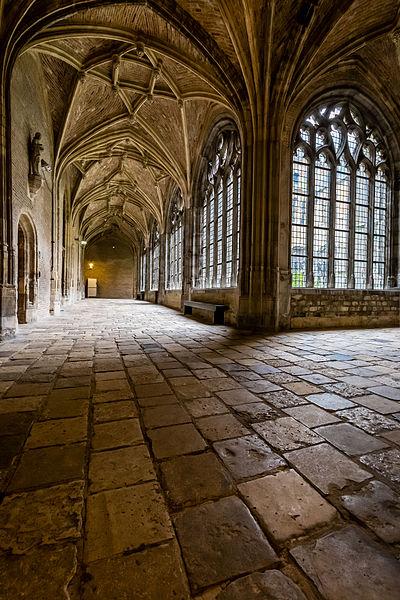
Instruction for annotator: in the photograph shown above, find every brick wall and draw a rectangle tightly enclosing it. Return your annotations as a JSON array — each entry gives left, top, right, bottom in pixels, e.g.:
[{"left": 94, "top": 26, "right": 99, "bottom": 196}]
[
  {"left": 291, "top": 289, "right": 400, "bottom": 329},
  {"left": 83, "top": 236, "right": 134, "bottom": 299},
  {"left": 11, "top": 53, "right": 54, "bottom": 321}
]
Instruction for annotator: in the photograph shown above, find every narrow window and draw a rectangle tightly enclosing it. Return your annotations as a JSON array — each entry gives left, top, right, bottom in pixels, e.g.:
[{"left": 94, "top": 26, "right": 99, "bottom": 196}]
[{"left": 198, "top": 128, "right": 241, "bottom": 288}]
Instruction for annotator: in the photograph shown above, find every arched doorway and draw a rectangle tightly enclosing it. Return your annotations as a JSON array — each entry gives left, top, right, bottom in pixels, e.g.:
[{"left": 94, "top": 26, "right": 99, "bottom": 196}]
[{"left": 17, "top": 215, "right": 37, "bottom": 324}]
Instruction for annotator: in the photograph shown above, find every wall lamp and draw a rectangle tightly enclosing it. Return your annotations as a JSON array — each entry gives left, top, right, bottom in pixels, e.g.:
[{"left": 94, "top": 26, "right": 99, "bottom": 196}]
[
  {"left": 80, "top": 240, "right": 88, "bottom": 246},
  {"left": 88, "top": 262, "right": 94, "bottom": 270}
]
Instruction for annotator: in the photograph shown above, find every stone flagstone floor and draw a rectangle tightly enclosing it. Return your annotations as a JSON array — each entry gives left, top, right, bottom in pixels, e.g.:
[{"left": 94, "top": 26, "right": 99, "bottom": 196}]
[{"left": 0, "top": 299, "right": 399, "bottom": 599}]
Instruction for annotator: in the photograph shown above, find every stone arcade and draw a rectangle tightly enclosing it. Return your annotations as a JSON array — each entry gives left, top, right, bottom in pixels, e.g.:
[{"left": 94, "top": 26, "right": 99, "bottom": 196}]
[{"left": 0, "top": 2, "right": 399, "bottom": 599}]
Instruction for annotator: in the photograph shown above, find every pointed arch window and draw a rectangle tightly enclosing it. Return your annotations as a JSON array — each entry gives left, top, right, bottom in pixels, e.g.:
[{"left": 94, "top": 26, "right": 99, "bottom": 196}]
[
  {"left": 198, "top": 128, "right": 241, "bottom": 288},
  {"left": 150, "top": 221, "right": 160, "bottom": 291},
  {"left": 166, "top": 194, "right": 183, "bottom": 290},
  {"left": 291, "top": 101, "right": 391, "bottom": 289}
]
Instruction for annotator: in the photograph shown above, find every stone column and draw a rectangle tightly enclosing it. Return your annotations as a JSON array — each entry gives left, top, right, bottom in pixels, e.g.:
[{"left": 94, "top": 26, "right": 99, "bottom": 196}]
[{"left": 0, "top": 55, "right": 17, "bottom": 338}]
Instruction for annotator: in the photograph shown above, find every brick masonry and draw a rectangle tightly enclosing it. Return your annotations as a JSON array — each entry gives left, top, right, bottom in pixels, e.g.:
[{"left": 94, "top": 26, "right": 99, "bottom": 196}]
[{"left": 291, "top": 289, "right": 400, "bottom": 329}]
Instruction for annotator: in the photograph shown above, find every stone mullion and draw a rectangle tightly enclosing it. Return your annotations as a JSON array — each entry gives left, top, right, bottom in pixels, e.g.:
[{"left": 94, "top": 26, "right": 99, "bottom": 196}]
[
  {"left": 221, "top": 175, "right": 227, "bottom": 287},
  {"left": 387, "top": 174, "right": 398, "bottom": 288},
  {"left": 307, "top": 152, "right": 315, "bottom": 288},
  {"left": 212, "top": 181, "right": 218, "bottom": 287},
  {"left": 182, "top": 203, "right": 193, "bottom": 304},
  {"left": 232, "top": 170, "right": 239, "bottom": 287},
  {"left": 158, "top": 232, "right": 166, "bottom": 303},
  {"left": 366, "top": 170, "right": 374, "bottom": 289},
  {"left": 348, "top": 168, "right": 356, "bottom": 288},
  {"left": 328, "top": 165, "right": 336, "bottom": 288}
]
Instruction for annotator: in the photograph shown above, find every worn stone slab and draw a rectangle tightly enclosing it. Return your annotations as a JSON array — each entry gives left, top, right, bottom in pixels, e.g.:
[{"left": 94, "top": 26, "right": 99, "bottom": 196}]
[
  {"left": 9, "top": 444, "right": 86, "bottom": 491},
  {"left": 306, "top": 393, "right": 355, "bottom": 410},
  {"left": 367, "top": 385, "right": 400, "bottom": 401},
  {"left": 261, "top": 390, "right": 307, "bottom": 408},
  {"left": 0, "top": 481, "right": 83, "bottom": 553},
  {"left": 285, "top": 443, "right": 372, "bottom": 494},
  {"left": 341, "top": 480, "right": 400, "bottom": 543},
  {"left": 215, "top": 388, "right": 259, "bottom": 406},
  {"left": 359, "top": 448, "right": 400, "bottom": 487},
  {"left": 216, "top": 570, "right": 307, "bottom": 600},
  {"left": 92, "top": 418, "right": 143, "bottom": 450},
  {"left": 48, "top": 386, "right": 91, "bottom": 401},
  {"left": 186, "top": 397, "right": 228, "bottom": 418},
  {"left": 335, "top": 407, "right": 398, "bottom": 434},
  {"left": 161, "top": 452, "right": 233, "bottom": 508},
  {"left": 202, "top": 378, "right": 241, "bottom": 392},
  {"left": 0, "top": 544, "right": 77, "bottom": 599},
  {"left": 281, "top": 381, "right": 322, "bottom": 395},
  {"left": 93, "top": 400, "right": 137, "bottom": 423},
  {"left": 148, "top": 423, "right": 207, "bottom": 459},
  {"left": 95, "top": 370, "right": 126, "bottom": 381},
  {"left": 355, "top": 395, "right": 400, "bottom": 415},
  {"left": 41, "top": 398, "right": 89, "bottom": 420},
  {"left": 323, "top": 382, "right": 366, "bottom": 398},
  {"left": 175, "top": 383, "right": 212, "bottom": 400},
  {"left": 93, "top": 389, "right": 133, "bottom": 403},
  {"left": 95, "top": 378, "right": 131, "bottom": 393},
  {"left": 54, "top": 376, "right": 91, "bottom": 388},
  {"left": 0, "top": 396, "right": 43, "bottom": 414},
  {"left": 137, "top": 394, "right": 178, "bottom": 407},
  {"left": 26, "top": 416, "right": 88, "bottom": 449},
  {"left": 0, "top": 411, "right": 36, "bottom": 436},
  {"left": 285, "top": 404, "right": 340, "bottom": 428},
  {"left": 135, "top": 382, "right": 173, "bottom": 397},
  {"left": 381, "top": 429, "right": 400, "bottom": 445},
  {"left": 253, "top": 417, "right": 322, "bottom": 452},
  {"left": 239, "top": 470, "right": 337, "bottom": 542},
  {"left": 291, "top": 526, "right": 400, "bottom": 600},
  {"left": 0, "top": 434, "right": 25, "bottom": 468},
  {"left": 174, "top": 496, "right": 277, "bottom": 591},
  {"left": 89, "top": 445, "right": 156, "bottom": 493},
  {"left": 83, "top": 540, "right": 190, "bottom": 599},
  {"left": 314, "top": 423, "right": 388, "bottom": 456},
  {"left": 196, "top": 414, "right": 250, "bottom": 442},
  {"left": 5, "top": 382, "right": 52, "bottom": 397},
  {"left": 234, "top": 402, "right": 279, "bottom": 422},
  {"left": 143, "top": 404, "right": 191, "bottom": 429},
  {"left": 213, "top": 434, "right": 286, "bottom": 480},
  {"left": 85, "top": 482, "right": 173, "bottom": 563}
]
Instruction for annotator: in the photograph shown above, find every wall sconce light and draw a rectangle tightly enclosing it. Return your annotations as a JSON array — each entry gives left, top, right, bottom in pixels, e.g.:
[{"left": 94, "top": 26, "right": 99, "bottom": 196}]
[
  {"left": 88, "top": 262, "right": 94, "bottom": 270},
  {"left": 80, "top": 240, "right": 87, "bottom": 246}
]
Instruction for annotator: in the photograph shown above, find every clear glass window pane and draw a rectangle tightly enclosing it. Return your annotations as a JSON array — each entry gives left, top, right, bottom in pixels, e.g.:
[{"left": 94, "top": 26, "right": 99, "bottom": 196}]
[
  {"left": 313, "top": 258, "right": 328, "bottom": 287},
  {"left": 291, "top": 256, "right": 307, "bottom": 287},
  {"left": 313, "top": 228, "right": 328, "bottom": 257}
]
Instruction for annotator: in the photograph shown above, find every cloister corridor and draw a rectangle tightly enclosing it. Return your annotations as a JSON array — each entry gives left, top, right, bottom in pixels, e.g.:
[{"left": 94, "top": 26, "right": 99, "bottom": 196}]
[{"left": 0, "top": 299, "right": 399, "bottom": 599}]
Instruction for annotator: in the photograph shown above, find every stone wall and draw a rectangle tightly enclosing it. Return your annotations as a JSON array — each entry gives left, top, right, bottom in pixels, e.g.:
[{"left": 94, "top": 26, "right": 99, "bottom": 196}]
[
  {"left": 83, "top": 236, "right": 134, "bottom": 299},
  {"left": 290, "top": 289, "right": 400, "bottom": 329},
  {"left": 11, "top": 53, "right": 54, "bottom": 322}
]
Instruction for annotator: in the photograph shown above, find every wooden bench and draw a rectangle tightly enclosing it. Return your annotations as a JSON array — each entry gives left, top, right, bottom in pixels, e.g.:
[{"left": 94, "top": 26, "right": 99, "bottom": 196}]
[{"left": 183, "top": 301, "right": 228, "bottom": 325}]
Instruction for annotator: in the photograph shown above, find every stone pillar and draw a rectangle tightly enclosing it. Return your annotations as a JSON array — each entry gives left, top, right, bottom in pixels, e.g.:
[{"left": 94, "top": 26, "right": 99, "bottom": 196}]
[
  {"left": 0, "top": 57, "right": 17, "bottom": 338},
  {"left": 158, "top": 231, "right": 166, "bottom": 304},
  {"left": 181, "top": 197, "right": 193, "bottom": 308}
]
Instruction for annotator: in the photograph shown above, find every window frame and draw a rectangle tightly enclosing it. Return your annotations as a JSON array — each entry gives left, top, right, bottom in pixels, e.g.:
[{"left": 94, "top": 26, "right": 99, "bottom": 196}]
[
  {"left": 165, "top": 193, "right": 184, "bottom": 290},
  {"left": 290, "top": 100, "right": 392, "bottom": 291},
  {"left": 196, "top": 127, "right": 242, "bottom": 290}
]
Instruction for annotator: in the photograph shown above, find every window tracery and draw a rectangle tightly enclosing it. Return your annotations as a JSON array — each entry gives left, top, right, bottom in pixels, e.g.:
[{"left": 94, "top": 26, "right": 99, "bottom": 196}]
[
  {"left": 150, "top": 221, "right": 160, "bottom": 291},
  {"left": 198, "top": 128, "right": 241, "bottom": 288},
  {"left": 291, "top": 101, "right": 391, "bottom": 289}
]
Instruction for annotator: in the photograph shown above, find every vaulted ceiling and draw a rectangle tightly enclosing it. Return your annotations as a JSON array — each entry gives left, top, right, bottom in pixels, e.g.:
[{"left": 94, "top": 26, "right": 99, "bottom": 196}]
[{"left": 8, "top": 0, "right": 400, "bottom": 250}]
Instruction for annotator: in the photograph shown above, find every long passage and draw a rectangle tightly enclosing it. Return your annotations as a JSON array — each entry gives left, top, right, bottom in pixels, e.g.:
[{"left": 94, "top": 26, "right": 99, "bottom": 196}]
[{"left": 0, "top": 299, "right": 398, "bottom": 599}]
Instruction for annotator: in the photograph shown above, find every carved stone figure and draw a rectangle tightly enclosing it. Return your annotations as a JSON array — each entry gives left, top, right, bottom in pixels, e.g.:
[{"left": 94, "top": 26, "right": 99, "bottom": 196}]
[{"left": 29, "top": 132, "right": 44, "bottom": 176}]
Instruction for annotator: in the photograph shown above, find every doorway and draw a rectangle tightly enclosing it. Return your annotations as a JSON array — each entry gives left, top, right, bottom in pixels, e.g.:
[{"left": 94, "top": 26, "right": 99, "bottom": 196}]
[{"left": 17, "top": 215, "right": 37, "bottom": 324}]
